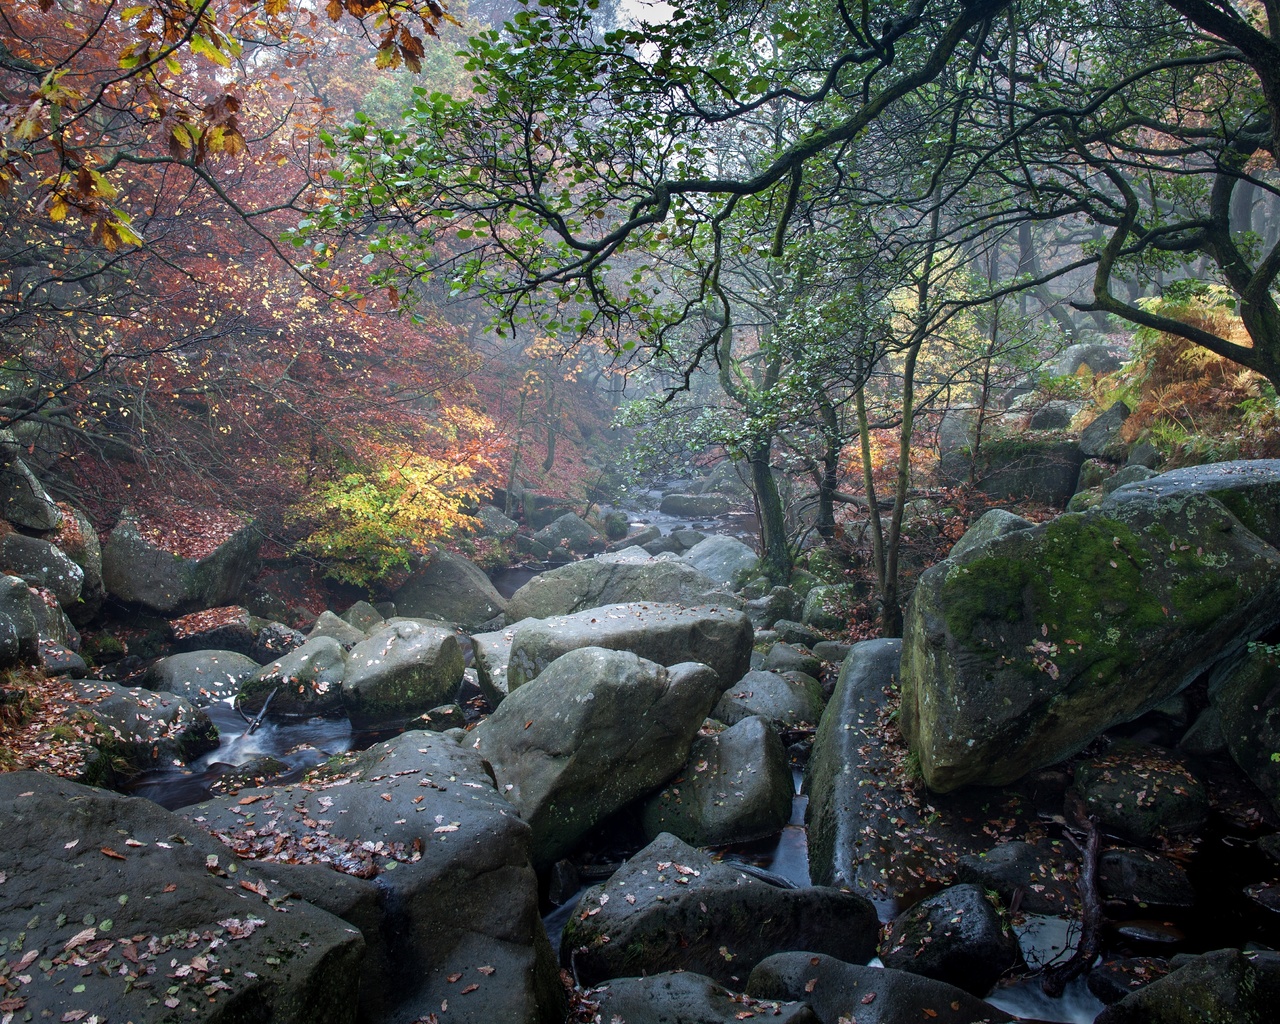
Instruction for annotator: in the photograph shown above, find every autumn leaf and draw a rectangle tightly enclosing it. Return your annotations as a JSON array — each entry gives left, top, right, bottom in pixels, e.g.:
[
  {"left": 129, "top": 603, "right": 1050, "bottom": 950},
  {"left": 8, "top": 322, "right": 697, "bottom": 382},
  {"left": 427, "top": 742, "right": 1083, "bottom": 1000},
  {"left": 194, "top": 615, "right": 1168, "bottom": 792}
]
[
  {"left": 100, "top": 847, "right": 126, "bottom": 860},
  {"left": 460, "top": 983, "right": 478, "bottom": 994}
]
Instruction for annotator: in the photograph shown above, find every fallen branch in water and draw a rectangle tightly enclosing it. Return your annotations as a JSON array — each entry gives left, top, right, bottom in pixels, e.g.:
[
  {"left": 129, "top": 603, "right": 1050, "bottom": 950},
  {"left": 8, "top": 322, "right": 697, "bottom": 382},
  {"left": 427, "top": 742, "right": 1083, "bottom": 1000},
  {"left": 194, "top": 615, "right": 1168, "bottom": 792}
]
[{"left": 1042, "top": 817, "right": 1102, "bottom": 997}]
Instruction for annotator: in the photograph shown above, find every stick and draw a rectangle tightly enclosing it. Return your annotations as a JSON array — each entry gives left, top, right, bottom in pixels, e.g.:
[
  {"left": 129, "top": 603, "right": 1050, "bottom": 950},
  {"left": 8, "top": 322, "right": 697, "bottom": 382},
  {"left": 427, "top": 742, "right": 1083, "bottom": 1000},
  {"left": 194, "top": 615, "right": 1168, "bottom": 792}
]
[
  {"left": 246, "top": 686, "right": 278, "bottom": 736},
  {"left": 1042, "top": 817, "right": 1102, "bottom": 997}
]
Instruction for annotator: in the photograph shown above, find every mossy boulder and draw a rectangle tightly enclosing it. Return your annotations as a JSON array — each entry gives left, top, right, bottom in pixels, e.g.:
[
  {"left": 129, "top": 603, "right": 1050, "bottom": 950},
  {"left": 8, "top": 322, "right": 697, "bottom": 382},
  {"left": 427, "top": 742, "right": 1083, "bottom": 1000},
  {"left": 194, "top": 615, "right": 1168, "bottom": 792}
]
[
  {"left": 712, "top": 669, "right": 826, "bottom": 733},
  {"left": 590, "top": 973, "right": 819, "bottom": 1024},
  {"left": 391, "top": 549, "right": 507, "bottom": 630},
  {"left": 1212, "top": 647, "right": 1280, "bottom": 814},
  {"left": 900, "top": 492, "right": 1280, "bottom": 792},
  {"left": 942, "top": 436, "right": 1085, "bottom": 507},
  {"left": 341, "top": 620, "right": 464, "bottom": 729},
  {"left": 238, "top": 635, "right": 347, "bottom": 718},
  {"left": 141, "top": 649, "right": 261, "bottom": 706},
  {"left": 505, "top": 556, "right": 731, "bottom": 621},
  {"left": 1073, "top": 742, "right": 1209, "bottom": 844},
  {"left": 1095, "top": 947, "right": 1280, "bottom": 1024}
]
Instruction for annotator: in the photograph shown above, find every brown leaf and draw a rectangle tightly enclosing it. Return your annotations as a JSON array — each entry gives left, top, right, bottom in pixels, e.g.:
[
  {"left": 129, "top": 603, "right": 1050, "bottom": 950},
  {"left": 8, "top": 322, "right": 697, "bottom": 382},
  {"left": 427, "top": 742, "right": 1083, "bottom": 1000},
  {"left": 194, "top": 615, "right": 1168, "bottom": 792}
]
[
  {"left": 163, "top": 883, "right": 177, "bottom": 893},
  {"left": 460, "top": 983, "right": 479, "bottom": 994},
  {"left": 380, "top": 793, "right": 392, "bottom": 802},
  {"left": 923, "top": 1008, "right": 937, "bottom": 1018},
  {"left": 0, "top": 997, "right": 26, "bottom": 1012},
  {"left": 477, "top": 965, "right": 495, "bottom": 976},
  {"left": 239, "top": 879, "right": 269, "bottom": 897},
  {"left": 446, "top": 973, "right": 463, "bottom": 983},
  {"left": 861, "top": 992, "right": 877, "bottom": 1004},
  {"left": 524, "top": 721, "right": 533, "bottom": 729},
  {"left": 100, "top": 846, "right": 126, "bottom": 860},
  {"left": 804, "top": 978, "right": 817, "bottom": 993},
  {"left": 239, "top": 795, "right": 263, "bottom": 805},
  {"left": 64, "top": 927, "right": 97, "bottom": 950}
]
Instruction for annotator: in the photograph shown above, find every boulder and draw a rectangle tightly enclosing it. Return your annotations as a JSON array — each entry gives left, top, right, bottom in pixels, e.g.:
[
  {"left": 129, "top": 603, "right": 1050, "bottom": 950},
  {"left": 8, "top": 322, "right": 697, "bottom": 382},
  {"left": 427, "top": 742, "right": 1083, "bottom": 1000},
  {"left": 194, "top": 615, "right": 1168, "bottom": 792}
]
[
  {"left": 391, "top": 549, "right": 507, "bottom": 629},
  {"left": 1027, "top": 398, "right": 1082, "bottom": 430},
  {"left": 954, "top": 839, "right": 1079, "bottom": 917},
  {"left": 506, "top": 556, "right": 731, "bottom": 621},
  {"left": 1213, "top": 647, "right": 1280, "bottom": 813},
  {"left": 476, "top": 503, "right": 520, "bottom": 539},
  {"left": 1103, "top": 463, "right": 1159, "bottom": 495},
  {"left": 1104, "top": 459, "right": 1280, "bottom": 549},
  {"left": 1080, "top": 400, "right": 1131, "bottom": 459},
  {"left": 682, "top": 535, "right": 759, "bottom": 587},
  {"left": 471, "top": 617, "right": 540, "bottom": 706},
  {"left": 969, "top": 437, "right": 1086, "bottom": 506},
  {"left": 101, "top": 509, "right": 261, "bottom": 614},
  {"left": 141, "top": 649, "right": 261, "bottom": 706},
  {"left": 1095, "top": 947, "right": 1280, "bottom": 1024},
  {"left": 561, "top": 832, "right": 879, "bottom": 987},
  {"left": 644, "top": 528, "right": 706, "bottom": 556},
  {"left": 0, "top": 771, "right": 364, "bottom": 1024},
  {"left": 591, "top": 973, "right": 819, "bottom": 1024},
  {"left": 250, "top": 620, "right": 306, "bottom": 663},
  {"left": 1099, "top": 847, "right": 1195, "bottom": 908},
  {"left": 341, "top": 620, "right": 464, "bottom": 729},
  {"left": 307, "top": 609, "right": 369, "bottom": 647},
  {"left": 0, "top": 532, "right": 82, "bottom": 608},
  {"left": 1049, "top": 342, "right": 1125, "bottom": 378},
  {"left": 0, "top": 436, "right": 61, "bottom": 530},
  {"left": 744, "top": 587, "right": 799, "bottom": 628},
  {"left": 49, "top": 504, "right": 105, "bottom": 623},
  {"left": 879, "top": 883, "right": 1021, "bottom": 996},
  {"left": 185, "top": 732, "right": 566, "bottom": 1024},
  {"left": 505, "top": 602, "right": 753, "bottom": 691},
  {"left": 640, "top": 716, "right": 794, "bottom": 846},
  {"left": 659, "top": 492, "right": 732, "bottom": 517},
  {"left": 340, "top": 599, "right": 385, "bottom": 632},
  {"left": 531, "top": 512, "right": 605, "bottom": 562},
  {"left": 713, "top": 669, "right": 826, "bottom": 733},
  {"left": 772, "top": 618, "right": 823, "bottom": 648},
  {"left": 169, "top": 604, "right": 258, "bottom": 654},
  {"left": 900, "top": 492, "right": 1280, "bottom": 792},
  {"left": 746, "top": 951, "right": 1016, "bottom": 1024},
  {"left": 1072, "top": 743, "right": 1209, "bottom": 844},
  {"left": 761, "top": 643, "right": 824, "bottom": 678},
  {"left": 474, "top": 648, "right": 724, "bottom": 867},
  {"left": 238, "top": 635, "right": 347, "bottom": 718},
  {"left": 801, "top": 583, "right": 864, "bottom": 630},
  {"left": 947, "top": 508, "right": 1034, "bottom": 561},
  {"left": 0, "top": 574, "right": 42, "bottom": 667}
]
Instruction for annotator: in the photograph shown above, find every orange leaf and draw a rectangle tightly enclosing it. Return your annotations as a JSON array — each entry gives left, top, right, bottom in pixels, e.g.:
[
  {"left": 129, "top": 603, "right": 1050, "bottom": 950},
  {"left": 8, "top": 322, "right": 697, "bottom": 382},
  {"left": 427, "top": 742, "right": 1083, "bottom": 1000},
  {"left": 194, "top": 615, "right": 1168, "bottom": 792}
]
[
  {"left": 460, "top": 984, "right": 479, "bottom": 994},
  {"left": 100, "top": 847, "right": 126, "bottom": 860}
]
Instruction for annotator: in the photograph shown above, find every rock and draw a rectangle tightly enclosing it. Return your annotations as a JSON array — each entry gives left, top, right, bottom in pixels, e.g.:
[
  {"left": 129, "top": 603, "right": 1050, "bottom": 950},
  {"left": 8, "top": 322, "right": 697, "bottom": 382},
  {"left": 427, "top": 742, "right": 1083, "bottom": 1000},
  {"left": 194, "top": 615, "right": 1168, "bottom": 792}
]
[
  {"left": 561, "top": 832, "right": 879, "bottom": 987},
  {"left": 744, "top": 587, "right": 799, "bottom": 628},
  {"left": 970, "top": 437, "right": 1086, "bottom": 506},
  {"left": 238, "top": 635, "right": 347, "bottom": 718},
  {"left": 812, "top": 640, "right": 852, "bottom": 664},
  {"left": 601, "top": 509, "right": 631, "bottom": 540},
  {"left": 644, "top": 527, "right": 707, "bottom": 556},
  {"left": 771, "top": 617, "right": 821, "bottom": 648},
  {"left": 1179, "top": 704, "right": 1227, "bottom": 755},
  {"left": 391, "top": 549, "right": 508, "bottom": 629},
  {"left": 40, "top": 642, "right": 85, "bottom": 675},
  {"left": 1073, "top": 743, "right": 1209, "bottom": 844},
  {"left": 250, "top": 620, "right": 306, "bottom": 663},
  {"left": 307, "top": 609, "right": 369, "bottom": 647},
  {"left": 62, "top": 680, "right": 219, "bottom": 784},
  {"left": 169, "top": 604, "right": 258, "bottom": 654},
  {"left": 947, "top": 508, "right": 1034, "bottom": 561},
  {"left": 746, "top": 951, "right": 1016, "bottom": 1024},
  {"left": 713, "top": 669, "right": 826, "bottom": 733},
  {"left": 1103, "top": 463, "right": 1159, "bottom": 494},
  {"left": 808, "top": 640, "right": 1042, "bottom": 907},
  {"left": 682, "top": 534, "right": 759, "bottom": 587},
  {"left": 615, "top": 523, "right": 661, "bottom": 549},
  {"left": 879, "top": 883, "right": 1022, "bottom": 996},
  {"left": 938, "top": 408, "right": 979, "bottom": 455},
  {"left": 954, "top": 839, "right": 1080, "bottom": 917},
  {"left": 410, "top": 702, "right": 467, "bottom": 731},
  {"left": 900, "top": 492, "right": 1280, "bottom": 792},
  {"left": 1080, "top": 400, "right": 1131, "bottom": 459},
  {"left": 31, "top": 586, "right": 77, "bottom": 652},
  {"left": 49, "top": 504, "right": 104, "bottom": 623},
  {"left": 474, "top": 648, "right": 724, "bottom": 867},
  {"left": 1105, "top": 460, "right": 1280, "bottom": 548},
  {"left": 522, "top": 492, "right": 577, "bottom": 530},
  {"left": 660, "top": 492, "right": 732, "bottom": 517},
  {"left": 1089, "top": 957, "right": 1172, "bottom": 1005},
  {"left": 1049, "top": 342, "right": 1125, "bottom": 378},
  {"left": 531, "top": 512, "right": 606, "bottom": 562},
  {"left": 506, "top": 556, "right": 731, "bottom": 621},
  {"left": 640, "top": 716, "right": 794, "bottom": 846},
  {"left": 0, "top": 532, "right": 82, "bottom": 607},
  {"left": 802, "top": 583, "right": 865, "bottom": 630},
  {"left": 186, "top": 732, "right": 566, "bottom": 1024},
  {"left": 506, "top": 602, "right": 753, "bottom": 691},
  {"left": 761, "top": 642, "right": 824, "bottom": 678},
  {"left": 340, "top": 599, "right": 385, "bottom": 632},
  {"left": 1212, "top": 647, "right": 1280, "bottom": 813},
  {"left": 0, "top": 771, "right": 364, "bottom": 1024},
  {"left": 101, "top": 509, "right": 261, "bottom": 614},
  {"left": 141, "top": 649, "right": 261, "bottom": 706},
  {"left": 0, "top": 436, "right": 61, "bottom": 530},
  {"left": 1099, "top": 847, "right": 1195, "bottom": 908},
  {"left": 591, "top": 973, "right": 819, "bottom": 1024},
  {"left": 1077, "top": 458, "right": 1113, "bottom": 492},
  {"left": 1127, "top": 441, "right": 1163, "bottom": 469},
  {"left": 341, "top": 620, "right": 464, "bottom": 729},
  {"left": 476, "top": 503, "right": 520, "bottom": 539},
  {"left": 0, "top": 574, "right": 42, "bottom": 667},
  {"left": 1095, "top": 947, "right": 1280, "bottom": 1023},
  {"left": 1027, "top": 398, "right": 1082, "bottom": 429},
  {"left": 471, "top": 617, "right": 540, "bottom": 706}
]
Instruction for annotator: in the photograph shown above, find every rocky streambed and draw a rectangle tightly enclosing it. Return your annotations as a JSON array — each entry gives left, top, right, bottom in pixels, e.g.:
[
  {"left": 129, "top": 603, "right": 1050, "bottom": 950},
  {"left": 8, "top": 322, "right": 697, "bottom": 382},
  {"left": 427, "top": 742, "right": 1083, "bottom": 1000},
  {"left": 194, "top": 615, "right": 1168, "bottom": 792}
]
[{"left": 8, "top": 465, "right": 1280, "bottom": 1023}]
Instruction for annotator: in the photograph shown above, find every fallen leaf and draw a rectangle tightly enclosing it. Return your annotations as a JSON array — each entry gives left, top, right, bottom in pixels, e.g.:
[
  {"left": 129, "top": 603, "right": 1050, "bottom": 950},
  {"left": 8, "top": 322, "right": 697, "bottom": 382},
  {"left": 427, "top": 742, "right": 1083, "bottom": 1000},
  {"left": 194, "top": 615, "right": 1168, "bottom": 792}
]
[
  {"left": 124, "top": 839, "right": 144, "bottom": 847},
  {"left": 64, "top": 839, "right": 79, "bottom": 849},
  {"left": 477, "top": 966, "right": 495, "bottom": 975},
  {"left": 163, "top": 883, "right": 177, "bottom": 893},
  {"left": 61, "top": 1012, "right": 87, "bottom": 1022},
  {"left": 805, "top": 978, "right": 817, "bottom": 993},
  {"left": 447, "top": 973, "right": 463, "bottom": 983},
  {"left": 524, "top": 721, "right": 533, "bottom": 729},
  {"left": 0, "top": 997, "right": 26, "bottom": 1012},
  {"left": 923, "top": 1009, "right": 937, "bottom": 1018},
  {"left": 64, "top": 927, "right": 97, "bottom": 950},
  {"left": 861, "top": 992, "right": 877, "bottom": 1004},
  {"left": 238, "top": 795, "right": 263, "bottom": 805},
  {"left": 239, "top": 880, "right": 269, "bottom": 897},
  {"left": 461, "top": 983, "right": 479, "bottom": 994},
  {"left": 100, "top": 847, "right": 126, "bottom": 861},
  {"left": 380, "top": 793, "right": 392, "bottom": 802}
]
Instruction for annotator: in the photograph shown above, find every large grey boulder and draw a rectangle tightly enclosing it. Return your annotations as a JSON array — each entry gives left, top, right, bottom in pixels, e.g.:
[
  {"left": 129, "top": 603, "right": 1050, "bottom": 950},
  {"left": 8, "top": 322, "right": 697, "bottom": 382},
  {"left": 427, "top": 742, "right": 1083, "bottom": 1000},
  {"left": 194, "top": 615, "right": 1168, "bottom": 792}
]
[
  {"left": 1105, "top": 459, "right": 1280, "bottom": 549},
  {"left": 50, "top": 504, "right": 104, "bottom": 623},
  {"left": 0, "top": 533, "right": 83, "bottom": 608},
  {"left": 900, "top": 492, "right": 1280, "bottom": 792},
  {"left": 1213, "top": 647, "right": 1280, "bottom": 814},
  {"left": 1080, "top": 400, "right": 1131, "bottom": 458},
  {"left": 0, "top": 573, "right": 38, "bottom": 667},
  {"left": 474, "top": 648, "right": 724, "bottom": 867},
  {"left": 307, "top": 609, "right": 368, "bottom": 647},
  {"left": 186, "top": 732, "right": 565, "bottom": 1024},
  {"left": 531, "top": 512, "right": 605, "bottom": 561},
  {"left": 682, "top": 534, "right": 759, "bottom": 587},
  {"left": 471, "top": 616, "right": 540, "bottom": 706},
  {"left": 341, "top": 620, "right": 464, "bottom": 729},
  {"left": 1095, "top": 947, "right": 1280, "bottom": 1024},
  {"left": 0, "top": 433, "right": 60, "bottom": 530},
  {"left": 1073, "top": 742, "right": 1209, "bottom": 843},
  {"left": 1049, "top": 342, "right": 1125, "bottom": 378},
  {"left": 747, "top": 951, "right": 1016, "bottom": 1024},
  {"left": 101, "top": 509, "right": 261, "bottom": 613},
  {"left": 591, "top": 973, "right": 819, "bottom": 1024},
  {"left": 506, "top": 602, "right": 753, "bottom": 691},
  {"left": 659, "top": 492, "right": 732, "bottom": 517},
  {"left": 1, "top": 771, "right": 364, "bottom": 1024},
  {"left": 970, "top": 437, "right": 1086, "bottom": 506},
  {"left": 506, "top": 556, "right": 731, "bottom": 620},
  {"left": 238, "top": 635, "right": 347, "bottom": 718},
  {"left": 713, "top": 669, "right": 827, "bottom": 733},
  {"left": 141, "top": 649, "right": 262, "bottom": 705},
  {"left": 640, "top": 715, "right": 794, "bottom": 846},
  {"left": 391, "top": 549, "right": 507, "bottom": 629},
  {"left": 560, "top": 832, "right": 879, "bottom": 987},
  {"left": 947, "top": 508, "right": 1034, "bottom": 561}
]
